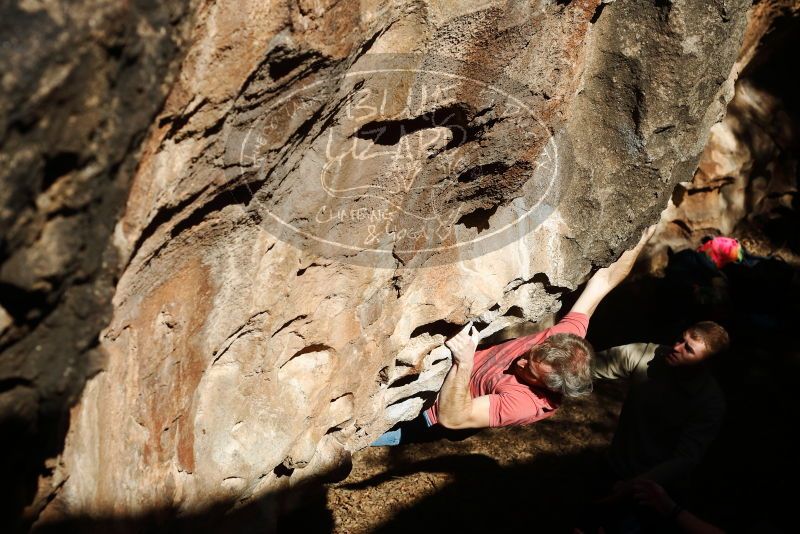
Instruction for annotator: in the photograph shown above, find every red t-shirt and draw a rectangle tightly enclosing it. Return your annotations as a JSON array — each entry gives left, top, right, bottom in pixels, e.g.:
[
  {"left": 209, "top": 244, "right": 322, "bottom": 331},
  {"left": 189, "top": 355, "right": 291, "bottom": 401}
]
[{"left": 425, "top": 312, "right": 589, "bottom": 427}]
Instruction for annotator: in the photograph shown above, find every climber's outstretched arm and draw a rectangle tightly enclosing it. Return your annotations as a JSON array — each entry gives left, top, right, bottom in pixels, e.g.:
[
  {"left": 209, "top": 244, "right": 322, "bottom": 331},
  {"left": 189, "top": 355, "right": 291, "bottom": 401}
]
[
  {"left": 570, "top": 225, "right": 656, "bottom": 318},
  {"left": 437, "top": 324, "right": 491, "bottom": 429}
]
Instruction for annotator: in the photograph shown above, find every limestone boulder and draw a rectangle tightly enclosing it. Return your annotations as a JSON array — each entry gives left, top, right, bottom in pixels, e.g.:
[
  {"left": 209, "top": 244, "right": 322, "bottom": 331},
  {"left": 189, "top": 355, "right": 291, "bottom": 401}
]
[{"left": 0, "top": 0, "right": 757, "bottom": 527}]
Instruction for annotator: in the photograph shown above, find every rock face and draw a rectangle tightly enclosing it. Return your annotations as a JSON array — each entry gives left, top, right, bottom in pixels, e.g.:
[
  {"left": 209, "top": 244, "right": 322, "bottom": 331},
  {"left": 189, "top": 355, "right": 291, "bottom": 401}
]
[
  {"left": 0, "top": 0, "right": 755, "bottom": 528},
  {"left": 647, "top": 0, "right": 800, "bottom": 266},
  {"left": 0, "top": 0, "right": 198, "bottom": 524}
]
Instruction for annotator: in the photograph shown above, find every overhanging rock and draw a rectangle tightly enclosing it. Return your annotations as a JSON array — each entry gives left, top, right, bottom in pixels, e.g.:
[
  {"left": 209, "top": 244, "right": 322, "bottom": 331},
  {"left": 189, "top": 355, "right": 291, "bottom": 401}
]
[{"left": 40, "top": 0, "right": 750, "bottom": 524}]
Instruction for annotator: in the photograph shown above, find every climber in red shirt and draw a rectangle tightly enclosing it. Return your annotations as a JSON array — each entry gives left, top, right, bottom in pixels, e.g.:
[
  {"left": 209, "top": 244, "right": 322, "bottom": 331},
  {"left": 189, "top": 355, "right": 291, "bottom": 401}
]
[
  {"left": 432, "top": 226, "right": 657, "bottom": 430},
  {"left": 371, "top": 226, "right": 656, "bottom": 445}
]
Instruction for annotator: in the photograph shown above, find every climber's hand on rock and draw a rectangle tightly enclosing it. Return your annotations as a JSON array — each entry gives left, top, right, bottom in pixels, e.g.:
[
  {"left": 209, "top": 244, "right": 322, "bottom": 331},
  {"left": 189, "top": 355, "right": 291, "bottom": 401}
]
[
  {"left": 637, "top": 224, "right": 657, "bottom": 247},
  {"left": 601, "top": 224, "right": 657, "bottom": 286},
  {"left": 445, "top": 322, "right": 478, "bottom": 366}
]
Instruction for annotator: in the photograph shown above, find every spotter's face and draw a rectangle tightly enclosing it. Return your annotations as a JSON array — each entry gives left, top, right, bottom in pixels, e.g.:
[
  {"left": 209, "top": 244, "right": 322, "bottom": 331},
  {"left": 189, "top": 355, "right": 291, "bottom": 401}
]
[{"left": 666, "top": 331, "right": 709, "bottom": 367}]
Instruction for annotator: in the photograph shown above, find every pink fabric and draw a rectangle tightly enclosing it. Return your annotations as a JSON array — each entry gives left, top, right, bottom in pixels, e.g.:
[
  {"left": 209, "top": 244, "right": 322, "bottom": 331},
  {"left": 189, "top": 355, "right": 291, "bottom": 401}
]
[
  {"left": 425, "top": 312, "right": 589, "bottom": 427},
  {"left": 697, "top": 237, "right": 742, "bottom": 269}
]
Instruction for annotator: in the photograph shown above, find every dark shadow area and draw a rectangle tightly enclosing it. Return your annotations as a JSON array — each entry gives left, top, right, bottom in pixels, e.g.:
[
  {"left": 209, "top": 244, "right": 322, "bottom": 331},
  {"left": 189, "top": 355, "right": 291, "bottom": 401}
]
[
  {"left": 0, "top": 1, "right": 198, "bottom": 530},
  {"left": 1, "top": 407, "right": 71, "bottom": 530},
  {"left": 355, "top": 103, "right": 472, "bottom": 148},
  {"left": 349, "top": 449, "right": 608, "bottom": 532},
  {"left": 586, "top": 261, "right": 800, "bottom": 532},
  {"left": 30, "top": 475, "right": 336, "bottom": 534},
  {"left": 387, "top": 451, "right": 602, "bottom": 532}
]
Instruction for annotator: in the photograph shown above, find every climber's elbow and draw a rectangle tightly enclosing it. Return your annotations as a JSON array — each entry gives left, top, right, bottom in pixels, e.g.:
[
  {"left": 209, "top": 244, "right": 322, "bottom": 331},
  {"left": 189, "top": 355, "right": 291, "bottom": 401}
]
[{"left": 439, "top": 396, "right": 491, "bottom": 429}]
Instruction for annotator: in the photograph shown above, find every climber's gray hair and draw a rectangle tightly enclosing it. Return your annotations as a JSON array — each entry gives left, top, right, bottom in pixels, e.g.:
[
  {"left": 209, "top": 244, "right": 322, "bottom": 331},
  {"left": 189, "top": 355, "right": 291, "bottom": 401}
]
[{"left": 528, "top": 333, "right": 595, "bottom": 398}]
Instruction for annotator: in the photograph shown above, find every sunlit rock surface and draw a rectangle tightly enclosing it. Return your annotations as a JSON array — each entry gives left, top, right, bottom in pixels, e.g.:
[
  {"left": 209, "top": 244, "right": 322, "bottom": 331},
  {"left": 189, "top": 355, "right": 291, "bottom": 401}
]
[{"left": 0, "top": 0, "right": 757, "bottom": 528}]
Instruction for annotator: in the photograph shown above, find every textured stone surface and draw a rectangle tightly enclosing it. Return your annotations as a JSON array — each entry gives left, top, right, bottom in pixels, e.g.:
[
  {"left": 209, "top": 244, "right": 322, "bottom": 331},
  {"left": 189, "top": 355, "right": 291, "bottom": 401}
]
[
  {"left": 0, "top": 0, "right": 198, "bottom": 525},
  {"left": 0, "top": 0, "right": 758, "bottom": 528},
  {"left": 650, "top": 83, "right": 796, "bottom": 258},
  {"left": 645, "top": 0, "right": 800, "bottom": 267}
]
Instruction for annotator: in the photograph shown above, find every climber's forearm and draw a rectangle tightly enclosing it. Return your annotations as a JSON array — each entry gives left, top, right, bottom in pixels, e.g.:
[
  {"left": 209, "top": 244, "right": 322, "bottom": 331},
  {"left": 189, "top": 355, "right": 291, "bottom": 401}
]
[
  {"left": 570, "top": 225, "right": 656, "bottom": 317},
  {"left": 438, "top": 360, "right": 473, "bottom": 426},
  {"left": 570, "top": 249, "right": 639, "bottom": 317},
  {"left": 437, "top": 323, "right": 489, "bottom": 429},
  {"left": 438, "top": 360, "right": 483, "bottom": 429},
  {"left": 571, "top": 273, "right": 615, "bottom": 318}
]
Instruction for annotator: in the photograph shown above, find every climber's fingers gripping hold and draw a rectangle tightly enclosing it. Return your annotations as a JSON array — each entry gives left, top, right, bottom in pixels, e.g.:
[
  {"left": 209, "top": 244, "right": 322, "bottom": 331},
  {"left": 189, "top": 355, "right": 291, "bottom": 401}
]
[
  {"left": 469, "top": 325, "right": 480, "bottom": 345},
  {"left": 445, "top": 321, "right": 478, "bottom": 365},
  {"left": 630, "top": 224, "right": 657, "bottom": 253}
]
